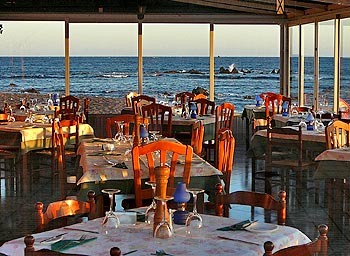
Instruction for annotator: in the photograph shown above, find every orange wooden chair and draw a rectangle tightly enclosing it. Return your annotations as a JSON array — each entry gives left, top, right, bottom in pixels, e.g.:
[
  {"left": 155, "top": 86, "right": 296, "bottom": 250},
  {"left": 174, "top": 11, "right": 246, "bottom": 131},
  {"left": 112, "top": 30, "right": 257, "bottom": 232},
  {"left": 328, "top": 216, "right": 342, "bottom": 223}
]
[
  {"left": 263, "top": 224, "right": 328, "bottom": 256},
  {"left": 106, "top": 114, "right": 136, "bottom": 138},
  {"left": 325, "top": 120, "right": 350, "bottom": 149},
  {"left": 215, "top": 183, "right": 287, "bottom": 224},
  {"left": 141, "top": 102, "right": 173, "bottom": 138},
  {"left": 125, "top": 91, "right": 140, "bottom": 107},
  {"left": 131, "top": 140, "right": 193, "bottom": 207},
  {"left": 191, "top": 120, "right": 204, "bottom": 156},
  {"left": 216, "top": 128, "right": 235, "bottom": 194},
  {"left": 264, "top": 93, "right": 282, "bottom": 117},
  {"left": 193, "top": 93, "right": 207, "bottom": 100},
  {"left": 174, "top": 91, "right": 194, "bottom": 106},
  {"left": 57, "top": 95, "right": 80, "bottom": 121},
  {"left": 131, "top": 95, "right": 156, "bottom": 115},
  {"left": 203, "top": 102, "right": 235, "bottom": 167},
  {"left": 194, "top": 98, "right": 215, "bottom": 115}
]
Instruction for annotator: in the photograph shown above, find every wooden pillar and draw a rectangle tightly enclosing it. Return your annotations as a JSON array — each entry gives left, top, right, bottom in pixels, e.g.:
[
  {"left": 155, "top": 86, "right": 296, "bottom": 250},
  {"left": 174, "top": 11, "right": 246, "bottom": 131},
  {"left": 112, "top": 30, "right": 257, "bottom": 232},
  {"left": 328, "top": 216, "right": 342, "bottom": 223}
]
[
  {"left": 209, "top": 24, "right": 215, "bottom": 102},
  {"left": 65, "top": 18, "right": 70, "bottom": 96},
  {"left": 334, "top": 17, "right": 341, "bottom": 113},
  {"left": 314, "top": 22, "right": 320, "bottom": 111},
  {"left": 138, "top": 22, "right": 143, "bottom": 95},
  {"left": 298, "top": 24, "right": 305, "bottom": 106}
]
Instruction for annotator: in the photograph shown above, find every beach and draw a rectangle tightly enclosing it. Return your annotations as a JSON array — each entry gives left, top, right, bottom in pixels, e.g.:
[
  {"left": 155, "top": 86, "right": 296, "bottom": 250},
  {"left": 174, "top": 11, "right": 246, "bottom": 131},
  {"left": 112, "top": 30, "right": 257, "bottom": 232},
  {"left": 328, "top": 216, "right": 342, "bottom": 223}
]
[{"left": 0, "top": 92, "right": 125, "bottom": 115}]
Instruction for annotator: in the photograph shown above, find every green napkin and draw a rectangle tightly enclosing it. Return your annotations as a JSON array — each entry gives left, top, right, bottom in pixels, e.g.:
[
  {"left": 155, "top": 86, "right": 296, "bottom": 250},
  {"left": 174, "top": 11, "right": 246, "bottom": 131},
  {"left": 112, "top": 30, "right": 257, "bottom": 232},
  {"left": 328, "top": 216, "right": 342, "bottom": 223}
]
[
  {"left": 51, "top": 237, "right": 97, "bottom": 252},
  {"left": 112, "top": 162, "right": 128, "bottom": 169},
  {"left": 217, "top": 220, "right": 251, "bottom": 231}
]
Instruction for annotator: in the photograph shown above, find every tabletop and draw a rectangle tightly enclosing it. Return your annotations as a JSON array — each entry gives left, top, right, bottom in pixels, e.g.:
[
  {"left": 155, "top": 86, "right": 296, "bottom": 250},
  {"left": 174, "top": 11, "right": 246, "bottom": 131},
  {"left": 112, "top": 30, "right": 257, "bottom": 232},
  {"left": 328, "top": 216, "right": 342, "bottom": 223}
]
[
  {"left": 314, "top": 147, "right": 350, "bottom": 179},
  {"left": 0, "top": 214, "right": 311, "bottom": 256}
]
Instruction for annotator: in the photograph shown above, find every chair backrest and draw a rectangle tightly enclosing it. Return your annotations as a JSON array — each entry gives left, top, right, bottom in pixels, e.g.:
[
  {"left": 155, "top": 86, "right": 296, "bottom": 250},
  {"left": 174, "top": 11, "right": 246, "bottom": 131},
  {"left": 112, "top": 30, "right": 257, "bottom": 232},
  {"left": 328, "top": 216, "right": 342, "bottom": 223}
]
[
  {"left": 106, "top": 114, "right": 136, "bottom": 138},
  {"left": 131, "top": 95, "right": 156, "bottom": 115},
  {"left": 0, "top": 113, "right": 9, "bottom": 121},
  {"left": 174, "top": 91, "right": 195, "bottom": 106},
  {"left": 264, "top": 93, "right": 283, "bottom": 117},
  {"left": 59, "top": 118, "right": 80, "bottom": 153},
  {"left": 325, "top": 120, "right": 350, "bottom": 149},
  {"left": 194, "top": 98, "right": 215, "bottom": 115},
  {"left": 58, "top": 95, "right": 80, "bottom": 121},
  {"left": 263, "top": 224, "right": 328, "bottom": 256},
  {"left": 81, "top": 97, "right": 90, "bottom": 123},
  {"left": 35, "top": 191, "right": 96, "bottom": 232},
  {"left": 281, "top": 95, "right": 292, "bottom": 114},
  {"left": 141, "top": 102, "right": 173, "bottom": 138},
  {"left": 215, "top": 184, "right": 287, "bottom": 225},
  {"left": 214, "top": 102, "right": 235, "bottom": 166},
  {"left": 131, "top": 140, "right": 193, "bottom": 207},
  {"left": 191, "top": 120, "right": 204, "bottom": 156},
  {"left": 125, "top": 91, "right": 140, "bottom": 107},
  {"left": 216, "top": 128, "right": 235, "bottom": 194},
  {"left": 193, "top": 93, "right": 207, "bottom": 100}
]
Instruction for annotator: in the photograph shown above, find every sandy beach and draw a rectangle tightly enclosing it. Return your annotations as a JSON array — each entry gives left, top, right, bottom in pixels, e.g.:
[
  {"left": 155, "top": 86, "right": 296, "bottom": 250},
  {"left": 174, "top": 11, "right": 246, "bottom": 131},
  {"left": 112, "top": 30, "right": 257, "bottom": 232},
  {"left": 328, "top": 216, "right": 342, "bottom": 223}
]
[{"left": 0, "top": 92, "right": 125, "bottom": 115}]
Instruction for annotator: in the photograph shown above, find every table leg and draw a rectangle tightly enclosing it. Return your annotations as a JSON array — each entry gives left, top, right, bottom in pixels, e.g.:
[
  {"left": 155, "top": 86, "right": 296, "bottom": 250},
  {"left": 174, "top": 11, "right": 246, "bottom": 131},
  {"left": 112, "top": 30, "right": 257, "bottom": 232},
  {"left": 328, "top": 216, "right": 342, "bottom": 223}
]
[{"left": 20, "top": 153, "right": 29, "bottom": 193}]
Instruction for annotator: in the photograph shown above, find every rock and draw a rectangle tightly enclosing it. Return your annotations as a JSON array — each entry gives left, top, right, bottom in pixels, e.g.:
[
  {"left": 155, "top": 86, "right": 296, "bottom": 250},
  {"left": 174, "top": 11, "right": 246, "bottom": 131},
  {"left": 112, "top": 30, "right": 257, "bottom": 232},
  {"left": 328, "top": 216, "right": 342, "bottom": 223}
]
[
  {"left": 164, "top": 70, "right": 180, "bottom": 74},
  {"left": 21, "top": 88, "right": 40, "bottom": 94},
  {"left": 271, "top": 69, "right": 280, "bottom": 74},
  {"left": 187, "top": 69, "right": 203, "bottom": 74},
  {"left": 9, "top": 83, "right": 16, "bottom": 87}
]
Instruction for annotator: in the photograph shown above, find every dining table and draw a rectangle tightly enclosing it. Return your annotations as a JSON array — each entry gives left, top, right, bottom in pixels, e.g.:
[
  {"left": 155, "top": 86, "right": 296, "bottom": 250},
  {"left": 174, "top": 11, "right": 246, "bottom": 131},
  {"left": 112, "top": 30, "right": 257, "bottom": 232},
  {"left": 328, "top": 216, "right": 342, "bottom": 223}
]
[
  {"left": 0, "top": 213, "right": 311, "bottom": 256},
  {"left": 0, "top": 120, "right": 95, "bottom": 192},
  {"left": 76, "top": 137, "right": 222, "bottom": 215}
]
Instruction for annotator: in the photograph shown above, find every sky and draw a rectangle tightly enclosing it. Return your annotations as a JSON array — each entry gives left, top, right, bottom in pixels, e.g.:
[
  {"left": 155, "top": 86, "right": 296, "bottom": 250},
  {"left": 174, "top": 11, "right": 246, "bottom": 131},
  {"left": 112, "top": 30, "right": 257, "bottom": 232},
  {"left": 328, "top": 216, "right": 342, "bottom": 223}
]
[{"left": 0, "top": 20, "right": 344, "bottom": 57}]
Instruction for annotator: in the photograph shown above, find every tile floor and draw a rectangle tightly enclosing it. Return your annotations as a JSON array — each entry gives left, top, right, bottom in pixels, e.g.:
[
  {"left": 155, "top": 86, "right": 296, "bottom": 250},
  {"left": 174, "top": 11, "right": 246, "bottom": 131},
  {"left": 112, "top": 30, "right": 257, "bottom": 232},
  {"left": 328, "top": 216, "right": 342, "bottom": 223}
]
[{"left": 0, "top": 140, "right": 350, "bottom": 255}]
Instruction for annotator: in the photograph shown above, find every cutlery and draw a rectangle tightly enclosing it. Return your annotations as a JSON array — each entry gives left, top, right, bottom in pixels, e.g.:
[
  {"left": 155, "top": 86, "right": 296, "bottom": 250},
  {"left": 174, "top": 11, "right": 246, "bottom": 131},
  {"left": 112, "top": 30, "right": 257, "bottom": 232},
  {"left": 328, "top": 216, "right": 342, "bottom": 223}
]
[
  {"left": 124, "top": 249, "right": 138, "bottom": 255},
  {"left": 217, "top": 236, "right": 260, "bottom": 246},
  {"left": 103, "top": 156, "right": 118, "bottom": 165},
  {"left": 63, "top": 227, "right": 99, "bottom": 234},
  {"left": 151, "top": 249, "right": 174, "bottom": 256},
  {"left": 40, "top": 232, "right": 67, "bottom": 243},
  {"left": 55, "top": 234, "right": 87, "bottom": 251}
]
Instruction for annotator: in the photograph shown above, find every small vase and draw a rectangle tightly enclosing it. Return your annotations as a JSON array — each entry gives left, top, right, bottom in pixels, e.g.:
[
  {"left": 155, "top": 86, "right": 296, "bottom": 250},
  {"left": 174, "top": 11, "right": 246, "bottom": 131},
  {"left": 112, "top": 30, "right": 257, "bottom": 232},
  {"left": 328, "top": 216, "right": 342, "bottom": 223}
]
[{"left": 173, "top": 182, "right": 191, "bottom": 225}]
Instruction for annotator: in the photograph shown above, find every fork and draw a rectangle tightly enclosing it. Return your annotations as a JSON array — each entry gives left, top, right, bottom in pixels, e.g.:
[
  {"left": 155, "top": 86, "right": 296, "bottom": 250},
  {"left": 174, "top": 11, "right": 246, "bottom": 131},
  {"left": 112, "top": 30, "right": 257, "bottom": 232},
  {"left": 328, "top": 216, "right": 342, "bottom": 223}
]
[{"left": 55, "top": 234, "right": 87, "bottom": 251}]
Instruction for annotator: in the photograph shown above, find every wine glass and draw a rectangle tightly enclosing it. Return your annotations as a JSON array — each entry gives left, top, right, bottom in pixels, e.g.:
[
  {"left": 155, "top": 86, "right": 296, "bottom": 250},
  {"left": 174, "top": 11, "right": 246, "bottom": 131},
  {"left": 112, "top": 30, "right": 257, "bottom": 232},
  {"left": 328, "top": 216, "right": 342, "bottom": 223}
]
[
  {"left": 113, "top": 121, "right": 125, "bottom": 142},
  {"left": 185, "top": 188, "right": 205, "bottom": 230},
  {"left": 144, "top": 181, "right": 157, "bottom": 224},
  {"left": 101, "top": 188, "right": 121, "bottom": 236},
  {"left": 149, "top": 130, "right": 160, "bottom": 141},
  {"left": 153, "top": 196, "right": 174, "bottom": 239}
]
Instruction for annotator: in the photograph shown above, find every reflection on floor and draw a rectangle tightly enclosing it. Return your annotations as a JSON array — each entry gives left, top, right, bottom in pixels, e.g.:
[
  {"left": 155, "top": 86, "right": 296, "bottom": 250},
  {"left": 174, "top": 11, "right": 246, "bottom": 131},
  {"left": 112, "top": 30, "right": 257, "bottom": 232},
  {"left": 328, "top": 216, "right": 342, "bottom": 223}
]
[{"left": 0, "top": 140, "right": 349, "bottom": 255}]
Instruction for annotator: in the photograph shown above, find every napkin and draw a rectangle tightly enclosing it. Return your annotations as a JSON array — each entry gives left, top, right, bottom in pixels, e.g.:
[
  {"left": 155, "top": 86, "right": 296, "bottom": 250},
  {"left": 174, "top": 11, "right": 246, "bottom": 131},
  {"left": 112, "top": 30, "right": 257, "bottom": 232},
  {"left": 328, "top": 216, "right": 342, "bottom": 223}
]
[
  {"left": 112, "top": 162, "right": 128, "bottom": 169},
  {"left": 51, "top": 237, "right": 97, "bottom": 252},
  {"left": 217, "top": 219, "right": 251, "bottom": 231}
]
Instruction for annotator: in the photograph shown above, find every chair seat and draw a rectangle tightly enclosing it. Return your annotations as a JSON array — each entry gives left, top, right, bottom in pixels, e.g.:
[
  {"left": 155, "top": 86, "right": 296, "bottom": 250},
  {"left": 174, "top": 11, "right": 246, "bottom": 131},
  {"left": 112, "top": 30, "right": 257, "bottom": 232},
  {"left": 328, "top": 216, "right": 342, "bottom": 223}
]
[{"left": 270, "top": 159, "right": 315, "bottom": 169}]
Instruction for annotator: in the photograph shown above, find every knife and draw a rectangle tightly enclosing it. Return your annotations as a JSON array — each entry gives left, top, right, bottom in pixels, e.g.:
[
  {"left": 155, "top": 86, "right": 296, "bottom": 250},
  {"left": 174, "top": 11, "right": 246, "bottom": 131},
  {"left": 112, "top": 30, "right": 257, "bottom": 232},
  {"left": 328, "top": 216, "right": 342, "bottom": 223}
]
[
  {"left": 124, "top": 249, "right": 138, "bottom": 255},
  {"left": 40, "top": 232, "right": 67, "bottom": 243}
]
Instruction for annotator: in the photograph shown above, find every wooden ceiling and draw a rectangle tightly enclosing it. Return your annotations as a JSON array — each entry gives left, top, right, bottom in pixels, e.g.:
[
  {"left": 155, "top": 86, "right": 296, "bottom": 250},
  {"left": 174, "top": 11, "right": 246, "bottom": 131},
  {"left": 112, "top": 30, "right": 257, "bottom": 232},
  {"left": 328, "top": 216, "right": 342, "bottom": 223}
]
[{"left": 1, "top": 0, "right": 350, "bottom": 25}]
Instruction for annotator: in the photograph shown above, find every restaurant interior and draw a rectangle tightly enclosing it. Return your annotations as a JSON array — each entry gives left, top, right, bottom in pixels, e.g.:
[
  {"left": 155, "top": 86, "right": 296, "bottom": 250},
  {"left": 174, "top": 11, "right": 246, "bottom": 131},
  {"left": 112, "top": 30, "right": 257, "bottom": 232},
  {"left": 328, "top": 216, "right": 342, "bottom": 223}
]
[{"left": 1, "top": 1, "right": 350, "bottom": 255}]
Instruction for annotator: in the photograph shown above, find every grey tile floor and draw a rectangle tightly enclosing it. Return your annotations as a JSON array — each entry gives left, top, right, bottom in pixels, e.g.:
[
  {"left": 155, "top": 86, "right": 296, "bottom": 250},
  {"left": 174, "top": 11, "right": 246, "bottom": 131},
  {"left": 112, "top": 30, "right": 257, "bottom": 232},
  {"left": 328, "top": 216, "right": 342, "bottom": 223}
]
[{"left": 0, "top": 140, "right": 350, "bottom": 255}]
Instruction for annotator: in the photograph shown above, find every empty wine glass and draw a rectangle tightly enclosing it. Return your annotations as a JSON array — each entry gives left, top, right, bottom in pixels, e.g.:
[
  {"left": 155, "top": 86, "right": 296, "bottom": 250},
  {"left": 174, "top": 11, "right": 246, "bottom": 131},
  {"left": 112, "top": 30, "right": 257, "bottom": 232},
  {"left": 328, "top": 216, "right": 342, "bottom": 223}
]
[
  {"left": 149, "top": 130, "right": 160, "bottom": 141},
  {"left": 185, "top": 188, "right": 205, "bottom": 231},
  {"left": 101, "top": 188, "right": 121, "bottom": 236},
  {"left": 154, "top": 196, "right": 174, "bottom": 239},
  {"left": 113, "top": 121, "right": 125, "bottom": 142},
  {"left": 145, "top": 181, "right": 157, "bottom": 224}
]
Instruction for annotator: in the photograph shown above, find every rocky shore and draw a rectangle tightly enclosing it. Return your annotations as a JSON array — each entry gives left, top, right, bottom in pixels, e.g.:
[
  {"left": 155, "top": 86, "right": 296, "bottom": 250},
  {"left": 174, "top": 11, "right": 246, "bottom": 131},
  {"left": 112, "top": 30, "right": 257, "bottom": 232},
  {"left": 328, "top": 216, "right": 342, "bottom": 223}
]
[{"left": 0, "top": 92, "right": 126, "bottom": 114}]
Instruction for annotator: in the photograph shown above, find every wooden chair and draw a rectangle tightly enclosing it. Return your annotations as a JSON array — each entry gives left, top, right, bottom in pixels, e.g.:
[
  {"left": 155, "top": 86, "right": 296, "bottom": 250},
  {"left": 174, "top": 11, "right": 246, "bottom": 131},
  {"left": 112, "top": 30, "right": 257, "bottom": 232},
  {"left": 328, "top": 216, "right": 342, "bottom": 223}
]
[
  {"left": 193, "top": 93, "right": 207, "bottom": 100},
  {"left": 106, "top": 114, "right": 136, "bottom": 138},
  {"left": 57, "top": 95, "right": 80, "bottom": 121},
  {"left": 325, "top": 120, "right": 350, "bottom": 149},
  {"left": 191, "top": 120, "right": 204, "bottom": 156},
  {"left": 80, "top": 97, "right": 90, "bottom": 123},
  {"left": 265, "top": 126, "right": 315, "bottom": 194},
  {"left": 131, "top": 140, "right": 193, "bottom": 207},
  {"left": 131, "top": 95, "right": 156, "bottom": 115},
  {"left": 264, "top": 93, "right": 283, "bottom": 117},
  {"left": 216, "top": 128, "right": 235, "bottom": 195},
  {"left": 203, "top": 102, "right": 235, "bottom": 167},
  {"left": 215, "top": 183, "right": 287, "bottom": 225},
  {"left": 174, "top": 91, "right": 194, "bottom": 106},
  {"left": 141, "top": 102, "right": 173, "bottom": 138},
  {"left": 263, "top": 224, "right": 328, "bottom": 256},
  {"left": 35, "top": 190, "right": 96, "bottom": 232},
  {"left": 194, "top": 98, "right": 215, "bottom": 115},
  {"left": 125, "top": 91, "right": 140, "bottom": 107}
]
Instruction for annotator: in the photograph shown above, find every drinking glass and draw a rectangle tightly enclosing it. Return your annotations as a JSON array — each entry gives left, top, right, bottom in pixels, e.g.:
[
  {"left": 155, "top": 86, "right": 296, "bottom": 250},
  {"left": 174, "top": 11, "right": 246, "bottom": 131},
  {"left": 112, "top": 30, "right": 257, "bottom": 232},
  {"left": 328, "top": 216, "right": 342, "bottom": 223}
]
[
  {"left": 153, "top": 196, "right": 174, "bottom": 239},
  {"left": 113, "top": 121, "right": 125, "bottom": 142},
  {"left": 149, "top": 130, "right": 160, "bottom": 141},
  {"left": 185, "top": 188, "right": 205, "bottom": 230},
  {"left": 101, "top": 188, "right": 121, "bottom": 236},
  {"left": 144, "top": 181, "right": 157, "bottom": 224}
]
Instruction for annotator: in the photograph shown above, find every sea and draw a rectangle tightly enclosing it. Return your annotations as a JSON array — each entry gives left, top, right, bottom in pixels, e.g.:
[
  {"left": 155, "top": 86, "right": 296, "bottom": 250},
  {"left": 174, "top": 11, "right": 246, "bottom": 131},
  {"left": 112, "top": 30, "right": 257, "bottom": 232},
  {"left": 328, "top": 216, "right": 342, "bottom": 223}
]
[{"left": 0, "top": 56, "right": 348, "bottom": 112}]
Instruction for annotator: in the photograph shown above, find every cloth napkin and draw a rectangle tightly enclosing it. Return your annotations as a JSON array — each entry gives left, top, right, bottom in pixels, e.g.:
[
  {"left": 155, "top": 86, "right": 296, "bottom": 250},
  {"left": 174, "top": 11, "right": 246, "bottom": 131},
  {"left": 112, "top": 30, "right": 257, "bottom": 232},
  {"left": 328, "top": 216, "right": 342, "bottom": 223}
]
[
  {"left": 112, "top": 162, "right": 128, "bottom": 169},
  {"left": 217, "top": 219, "right": 251, "bottom": 231},
  {"left": 51, "top": 237, "right": 97, "bottom": 252}
]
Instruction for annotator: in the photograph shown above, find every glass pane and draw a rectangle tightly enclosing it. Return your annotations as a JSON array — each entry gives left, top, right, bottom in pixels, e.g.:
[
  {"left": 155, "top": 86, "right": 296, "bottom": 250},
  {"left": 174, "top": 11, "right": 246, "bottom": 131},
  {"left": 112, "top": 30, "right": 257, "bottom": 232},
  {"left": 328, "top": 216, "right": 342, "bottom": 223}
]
[{"left": 340, "top": 18, "right": 350, "bottom": 117}]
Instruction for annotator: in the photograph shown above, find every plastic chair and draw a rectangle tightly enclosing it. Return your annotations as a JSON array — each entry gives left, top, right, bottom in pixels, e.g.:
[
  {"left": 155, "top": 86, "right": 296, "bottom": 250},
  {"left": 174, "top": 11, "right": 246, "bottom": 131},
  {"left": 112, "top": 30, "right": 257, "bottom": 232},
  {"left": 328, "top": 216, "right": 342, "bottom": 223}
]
[
  {"left": 263, "top": 224, "right": 328, "bottom": 256},
  {"left": 131, "top": 140, "right": 193, "bottom": 207},
  {"left": 191, "top": 120, "right": 204, "bottom": 156},
  {"left": 141, "top": 102, "right": 173, "bottom": 138},
  {"left": 131, "top": 95, "right": 156, "bottom": 115},
  {"left": 215, "top": 183, "right": 287, "bottom": 225},
  {"left": 194, "top": 98, "right": 215, "bottom": 115},
  {"left": 203, "top": 102, "right": 235, "bottom": 167},
  {"left": 325, "top": 120, "right": 350, "bottom": 149},
  {"left": 216, "top": 128, "right": 235, "bottom": 194}
]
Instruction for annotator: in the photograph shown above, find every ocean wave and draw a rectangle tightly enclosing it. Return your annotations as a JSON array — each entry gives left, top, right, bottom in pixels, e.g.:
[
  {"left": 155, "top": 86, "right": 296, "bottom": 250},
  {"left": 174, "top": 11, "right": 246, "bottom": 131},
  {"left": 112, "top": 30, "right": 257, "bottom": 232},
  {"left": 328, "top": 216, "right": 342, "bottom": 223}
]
[{"left": 98, "top": 74, "right": 129, "bottom": 78}]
